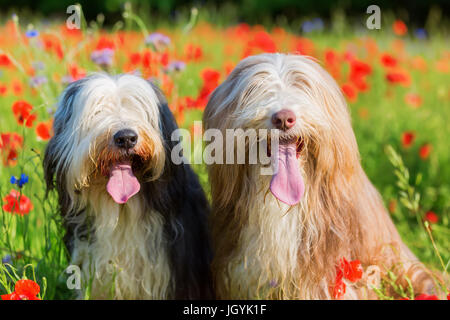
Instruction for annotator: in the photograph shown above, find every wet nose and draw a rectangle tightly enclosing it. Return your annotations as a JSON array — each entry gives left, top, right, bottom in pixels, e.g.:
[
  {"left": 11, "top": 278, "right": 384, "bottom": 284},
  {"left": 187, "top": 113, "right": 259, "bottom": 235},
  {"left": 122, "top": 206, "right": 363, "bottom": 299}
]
[
  {"left": 114, "top": 129, "right": 138, "bottom": 149},
  {"left": 271, "top": 109, "right": 296, "bottom": 130}
]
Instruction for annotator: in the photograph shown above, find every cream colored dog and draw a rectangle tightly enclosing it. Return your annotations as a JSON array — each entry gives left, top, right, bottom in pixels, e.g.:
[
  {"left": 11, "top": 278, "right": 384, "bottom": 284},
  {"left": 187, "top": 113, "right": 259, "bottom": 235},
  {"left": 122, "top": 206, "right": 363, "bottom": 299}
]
[{"left": 203, "top": 53, "right": 443, "bottom": 299}]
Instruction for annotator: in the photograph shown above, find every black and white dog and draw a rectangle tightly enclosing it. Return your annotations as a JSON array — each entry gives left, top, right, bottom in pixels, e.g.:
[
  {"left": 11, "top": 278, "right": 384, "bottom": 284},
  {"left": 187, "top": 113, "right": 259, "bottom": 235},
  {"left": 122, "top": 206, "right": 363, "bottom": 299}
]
[{"left": 44, "top": 73, "right": 213, "bottom": 299}]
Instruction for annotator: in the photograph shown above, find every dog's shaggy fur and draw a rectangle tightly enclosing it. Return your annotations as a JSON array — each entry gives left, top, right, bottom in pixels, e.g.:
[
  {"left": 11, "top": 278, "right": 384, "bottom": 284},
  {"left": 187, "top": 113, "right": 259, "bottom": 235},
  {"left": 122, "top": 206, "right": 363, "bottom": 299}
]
[
  {"left": 204, "top": 53, "right": 443, "bottom": 299},
  {"left": 44, "top": 73, "right": 213, "bottom": 299}
]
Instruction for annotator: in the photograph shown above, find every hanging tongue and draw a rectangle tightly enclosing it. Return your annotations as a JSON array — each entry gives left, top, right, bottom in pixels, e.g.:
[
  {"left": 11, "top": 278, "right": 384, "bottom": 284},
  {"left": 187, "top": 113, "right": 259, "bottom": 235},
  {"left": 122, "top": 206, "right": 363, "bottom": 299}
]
[
  {"left": 106, "top": 162, "right": 140, "bottom": 204},
  {"left": 269, "top": 143, "right": 305, "bottom": 205}
]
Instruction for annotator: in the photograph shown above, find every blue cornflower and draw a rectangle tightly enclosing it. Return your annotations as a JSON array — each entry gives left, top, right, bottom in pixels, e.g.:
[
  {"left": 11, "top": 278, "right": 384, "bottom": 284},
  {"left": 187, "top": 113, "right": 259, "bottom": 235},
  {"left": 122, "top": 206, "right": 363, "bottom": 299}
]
[
  {"left": 10, "top": 173, "right": 29, "bottom": 188},
  {"left": 2, "top": 254, "right": 12, "bottom": 264},
  {"left": 302, "top": 18, "right": 324, "bottom": 33},
  {"left": 91, "top": 48, "right": 115, "bottom": 67},
  {"left": 26, "top": 29, "right": 39, "bottom": 38},
  {"left": 145, "top": 32, "right": 171, "bottom": 50},
  {"left": 167, "top": 61, "right": 186, "bottom": 72},
  {"left": 30, "top": 75, "right": 48, "bottom": 88},
  {"left": 414, "top": 28, "right": 427, "bottom": 40}
]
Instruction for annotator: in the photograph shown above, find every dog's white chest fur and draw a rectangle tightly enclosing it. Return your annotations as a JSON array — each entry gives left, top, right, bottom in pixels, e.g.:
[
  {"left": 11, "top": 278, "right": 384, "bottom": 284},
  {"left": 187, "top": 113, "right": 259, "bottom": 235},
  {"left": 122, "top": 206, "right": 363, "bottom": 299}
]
[
  {"left": 71, "top": 191, "right": 172, "bottom": 299},
  {"left": 225, "top": 195, "right": 302, "bottom": 299}
]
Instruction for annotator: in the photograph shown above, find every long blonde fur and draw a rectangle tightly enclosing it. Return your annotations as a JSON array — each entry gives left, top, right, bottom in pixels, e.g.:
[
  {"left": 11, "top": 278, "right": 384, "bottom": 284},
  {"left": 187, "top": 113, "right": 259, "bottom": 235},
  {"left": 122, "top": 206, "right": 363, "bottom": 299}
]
[{"left": 204, "top": 53, "right": 442, "bottom": 299}]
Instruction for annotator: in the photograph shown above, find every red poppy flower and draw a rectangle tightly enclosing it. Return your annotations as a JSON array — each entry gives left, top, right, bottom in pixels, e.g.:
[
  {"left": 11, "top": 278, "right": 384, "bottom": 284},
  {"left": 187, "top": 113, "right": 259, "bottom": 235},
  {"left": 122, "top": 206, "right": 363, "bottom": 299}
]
[
  {"left": 42, "top": 34, "right": 64, "bottom": 60},
  {"left": 0, "top": 132, "right": 23, "bottom": 166},
  {"left": 185, "top": 44, "right": 203, "bottom": 62},
  {"left": 333, "top": 275, "right": 346, "bottom": 299},
  {"left": 161, "top": 74, "right": 174, "bottom": 97},
  {"left": 36, "top": 121, "right": 53, "bottom": 141},
  {"left": 12, "top": 79, "right": 23, "bottom": 96},
  {"left": 349, "top": 59, "right": 372, "bottom": 92},
  {"left": 350, "top": 59, "right": 372, "bottom": 77},
  {"left": 447, "top": 293, "right": 450, "bottom": 300},
  {"left": 61, "top": 25, "right": 82, "bottom": 38},
  {"left": 248, "top": 31, "right": 276, "bottom": 53},
  {"left": 414, "top": 293, "right": 438, "bottom": 300},
  {"left": 404, "top": 93, "right": 422, "bottom": 108},
  {"left": 0, "top": 83, "right": 7, "bottom": 96},
  {"left": 235, "top": 23, "right": 251, "bottom": 36},
  {"left": 0, "top": 54, "right": 12, "bottom": 67},
  {"left": 55, "top": 42, "right": 64, "bottom": 60},
  {"left": 1, "top": 279, "right": 40, "bottom": 300},
  {"left": 195, "top": 69, "right": 221, "bottom": 108},
  {"left": 331, "top": 258, "right": 363, "bottom": 299},
  {"left": 293, "top": 37, "right": 315, "bottom": 56},
  {"left": 380, "top": 53, "right": 398, "bottom": 68},
  {"left": 425, "top": 211, "right": 439, "bottom": 224},
  {"left": 12, "top": 100, "right": 37, "bottom": 127},
  {"left": 342, "top": 83, "right": 358, "bottom": 102},
  {"left": 193, "top": 46, "right": 203, "bottom": 60},
  {"left": 2, "top": 189, "right": 33, "bottom": 216},
  {"left": 386, "top": 70, "right": 411, "bottom": 86},
  {"left": 95, "top": 36, "right": 115, "bottom": 50},
  {"left": 141, "top": 50, "right": 152, "bottom": 69},
  {"left": 325, "top": 49, "right": 339, "bottom": 66},
  {"left": 160, "top": 52, "right": 169, "bottom": 67},
  {"left": 69, "top": 64, "right": 86, "bottom": 81},
  {"left": 129, "top": 52, "right": 141, "bottom": 65},
  {"left": 339, "top": 258, "right": 363, "bottom": 283},
  {"left": 350, "top": 73, "right": 370, "bottom": 92},
  {"left": 401, "top": 131, "right": 415, "bottom": 148},
  {"left": 202, "top": 69, "right": 221, "bottom": 85},
  {"left": 419, "top": 143, "right": 432, "bottom": 160},
  {"left": 184, "top": 96, "right": 197, "bottom": 109},
  {"left": 393, "top": 20, "right": 408, "bottom": 36},
  {"left": 324, "top": 49, "right": 341, "bottom": 79},
  {"left": 1, "top": 132, "right": 23, "bottom": 150}
]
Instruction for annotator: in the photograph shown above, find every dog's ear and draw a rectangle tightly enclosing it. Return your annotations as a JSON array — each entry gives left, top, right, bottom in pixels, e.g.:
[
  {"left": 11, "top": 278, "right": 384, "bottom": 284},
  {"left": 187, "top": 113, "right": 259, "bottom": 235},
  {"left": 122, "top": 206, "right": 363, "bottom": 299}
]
[
  {"left": 148, "top": 82, "right": 179, "bottom": 148},
  {"left": 53, "top": 78, "right": 88, "bottom": 135},
  {"left": 44, "top": 77, "right": 87, "bottom": 192},
  {"left": 294, "top": 56, "right": 360, "bottom": 176}
]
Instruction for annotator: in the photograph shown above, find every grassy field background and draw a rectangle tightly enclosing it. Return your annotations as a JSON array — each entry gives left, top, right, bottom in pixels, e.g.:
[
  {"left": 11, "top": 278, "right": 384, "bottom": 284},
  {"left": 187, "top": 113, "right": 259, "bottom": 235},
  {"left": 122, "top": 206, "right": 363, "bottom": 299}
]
[{"left": 0, "top": 5, "right": 448, "bottom": 299}]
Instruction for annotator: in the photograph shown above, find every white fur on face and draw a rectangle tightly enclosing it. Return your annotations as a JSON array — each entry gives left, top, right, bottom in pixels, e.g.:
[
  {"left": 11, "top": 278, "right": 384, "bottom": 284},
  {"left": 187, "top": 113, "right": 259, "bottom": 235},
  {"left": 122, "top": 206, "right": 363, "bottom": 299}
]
[{"left": 52, "top": 73, "right": 164, "bottom": 199}]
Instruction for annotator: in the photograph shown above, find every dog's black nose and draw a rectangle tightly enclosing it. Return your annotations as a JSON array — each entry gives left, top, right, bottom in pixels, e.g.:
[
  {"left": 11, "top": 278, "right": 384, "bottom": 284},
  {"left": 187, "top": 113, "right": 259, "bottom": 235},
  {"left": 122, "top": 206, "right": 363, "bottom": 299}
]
[
  {"left": 271, "top": 109, "right": 296, "bottom": 131},
  {"left": 114, "top": 129, "right": 138, "bottom": 149}
]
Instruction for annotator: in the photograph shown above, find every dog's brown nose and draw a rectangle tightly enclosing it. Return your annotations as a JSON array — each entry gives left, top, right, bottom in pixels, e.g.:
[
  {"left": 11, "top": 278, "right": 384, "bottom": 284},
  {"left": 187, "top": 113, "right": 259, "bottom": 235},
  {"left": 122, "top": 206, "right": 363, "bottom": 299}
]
[
  {"left": 114, "top": 129, "right": 138, "bottom": 150},
  {"left": 271, "top": 109, "right": 296, "bottom": 130}
]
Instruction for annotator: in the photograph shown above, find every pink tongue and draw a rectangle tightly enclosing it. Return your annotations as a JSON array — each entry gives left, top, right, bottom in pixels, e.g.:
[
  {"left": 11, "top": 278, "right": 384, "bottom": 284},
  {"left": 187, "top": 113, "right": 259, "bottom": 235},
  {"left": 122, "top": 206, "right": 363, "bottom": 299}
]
[
  {"left": 269, "top": 143, "right": 305, "bottom": 205},
  {"left": 106, "top": 162, "right": 141, "bottom": 204}
]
